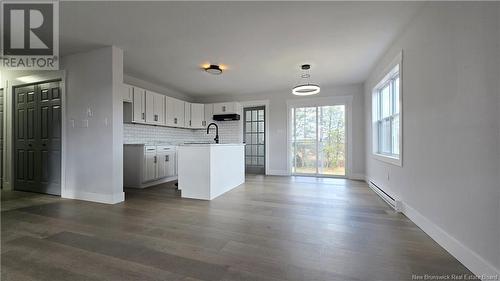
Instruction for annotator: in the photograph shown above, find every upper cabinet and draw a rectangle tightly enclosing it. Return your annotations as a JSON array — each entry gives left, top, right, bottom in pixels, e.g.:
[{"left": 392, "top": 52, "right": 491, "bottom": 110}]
[
  {"left": 184, "top": 102, "right": 191, "bottom": 128},
  {"left": 213, "top": 102, "right": 241, "bottom": 115},
  {"left": 124, "top": 84, "right": 233, "bottom": 129},
  {"left": 166, "top": 97, "right": 185, "bottom": 127},
  {"left": 204, "top": 104, "right": 213, "bottom": 128},
  {"left": 123, "top": 84, "right": 133, "bottom": 102},
  {"left": 132, "top": 87, "right": 146, "bottom": 123},
  {"left": 184, "top": 102, "right": 205, "bottom": 129},
  {"left": 190, "top": 103, "right": 205, "bottom": 129},
  {"left": 145, "top": 91, "right": 165, "bottom": 125}
]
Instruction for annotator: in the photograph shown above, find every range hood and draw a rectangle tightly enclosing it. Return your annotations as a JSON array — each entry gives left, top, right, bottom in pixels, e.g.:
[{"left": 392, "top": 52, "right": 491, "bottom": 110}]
[{"left": 213, "top": 114, "right": 240, "bottom": 121}]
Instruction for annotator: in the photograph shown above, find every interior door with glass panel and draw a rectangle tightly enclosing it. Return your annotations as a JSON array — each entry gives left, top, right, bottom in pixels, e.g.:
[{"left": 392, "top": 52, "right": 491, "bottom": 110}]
[
  {"left": 291, "top": 105, "right": 346, "bottom": 177},
  {"left": 244, "top": 107, "right": 265, "bottom": 174}
]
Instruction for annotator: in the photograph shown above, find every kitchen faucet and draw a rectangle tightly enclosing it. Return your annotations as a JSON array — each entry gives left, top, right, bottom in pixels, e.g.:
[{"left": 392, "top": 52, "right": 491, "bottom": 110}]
[{"left": 206, "top": 123, "right": 219, "bottom": 144}]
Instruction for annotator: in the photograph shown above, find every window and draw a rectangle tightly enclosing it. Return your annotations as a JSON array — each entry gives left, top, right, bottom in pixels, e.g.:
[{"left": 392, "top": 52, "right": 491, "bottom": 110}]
[{"left": 372, "top": 62, "right": 402, "bottom": 166}]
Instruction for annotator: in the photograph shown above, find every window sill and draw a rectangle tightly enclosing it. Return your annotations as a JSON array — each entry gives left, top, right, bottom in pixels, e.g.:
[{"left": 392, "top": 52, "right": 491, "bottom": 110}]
[{"left": 372, "top": 153, "right": 402, "bottom": 167}]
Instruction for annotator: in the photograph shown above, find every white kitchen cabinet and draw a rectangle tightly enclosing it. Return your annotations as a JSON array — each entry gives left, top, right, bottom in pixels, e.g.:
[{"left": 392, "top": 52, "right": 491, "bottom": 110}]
[
  {"left": 157, "top": 146, "right": 176, "bottom": 178},
  {"left": 123, "top": 84, "right": 220, "bottom": 129},
  {"left": 166, "top": 97, "right": 185, "bottom": 127},
  {"left": 132, "top": 87, "right": 146, "bottom": 123},
  {"left": 184, "top": 102, "right": 192, "bottom": 128},
  {"left": 145, "top": 91, "right": 155, "bottom": 124},
  {"left": 146, "top": 91, "right": 165, "bottom": 125},
  {"left": 184, "top": 103, "right": 205, "bottom": 129},
  {"left": 204, "top": 104, "right": 213, "bottom": 128},
  {"left": 124, "top": 144, "right": 178, "bottom": 188},
  {"left": 213, "top": 102, "right": 241, "bottom": 115},
  {"left": 123, "top": 84, "right": 133, "bottom": 102},
  {"left": 154, "top": 93, "right": 165, "bottom": 125},
  {"left": 191, "top": 103, "right": 205, "bottom": 129},
  {"left": 143, "top": 146, "right": 157, "bottom": 182},
  {"left": 178, "top": 144, "right": 245, "bottom": 200}
]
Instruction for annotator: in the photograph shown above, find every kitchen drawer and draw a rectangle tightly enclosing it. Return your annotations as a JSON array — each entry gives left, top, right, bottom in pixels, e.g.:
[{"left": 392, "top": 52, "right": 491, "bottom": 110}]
[
  {"left": 156, "top": 146, "right": 176, "bottom": 152},
  {"left": 144, "top": 146, "right": 157, "bottom": 153}
]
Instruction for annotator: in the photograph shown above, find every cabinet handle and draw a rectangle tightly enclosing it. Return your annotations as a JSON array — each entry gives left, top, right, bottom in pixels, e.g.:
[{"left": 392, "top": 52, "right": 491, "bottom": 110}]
[{"left": 165, "top": 155, "right": 169, "bottom": 162}]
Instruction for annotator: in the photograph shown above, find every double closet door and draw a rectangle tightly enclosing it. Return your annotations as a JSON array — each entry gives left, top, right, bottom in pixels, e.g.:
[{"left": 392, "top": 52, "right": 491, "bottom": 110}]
[{"left": 14, "top": 81, "right": 62, "bottom": 195}]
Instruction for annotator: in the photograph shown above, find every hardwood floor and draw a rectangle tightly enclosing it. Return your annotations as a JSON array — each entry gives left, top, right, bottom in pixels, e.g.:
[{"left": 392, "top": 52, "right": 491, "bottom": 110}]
[{"left": 1, "top": 175, "right": 473, "bottom": 280}]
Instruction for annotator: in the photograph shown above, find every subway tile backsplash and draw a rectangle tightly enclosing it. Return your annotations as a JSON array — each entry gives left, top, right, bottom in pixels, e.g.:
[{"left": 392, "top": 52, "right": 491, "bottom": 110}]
[{"left": 123, "top": 121, "right": 243, "bottom": 145}]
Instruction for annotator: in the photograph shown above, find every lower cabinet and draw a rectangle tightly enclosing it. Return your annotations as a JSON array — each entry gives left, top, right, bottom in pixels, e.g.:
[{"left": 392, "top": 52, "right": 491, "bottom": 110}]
[
  {"left": 157, "top": 147, "right": 176, "bottom": 178},
  {"left": 143, "top": 146, "right": 158, "bottom": 182},
  {"left": 124, "top": 144, "right": 177, "bottom": 188}
]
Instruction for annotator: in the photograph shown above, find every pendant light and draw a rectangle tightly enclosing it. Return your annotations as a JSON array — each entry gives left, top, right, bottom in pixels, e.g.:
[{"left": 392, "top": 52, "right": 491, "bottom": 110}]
[{"left": 292, "top": 64, "right": 320, "bottom": 96}]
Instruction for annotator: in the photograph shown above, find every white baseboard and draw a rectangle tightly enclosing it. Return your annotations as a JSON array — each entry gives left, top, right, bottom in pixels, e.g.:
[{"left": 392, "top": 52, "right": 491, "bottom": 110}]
[
  {"left": 267, "top": 170, "right": 289, "bottom": 176},
  {"left": 349, "top": 173, "right": 365, "bottom": 180},
  {"left": 62, "top": 190, "right": 125, "bottom": 204},
  {"left": 402, "top": 203, "right": 500, "bottom": 280}
]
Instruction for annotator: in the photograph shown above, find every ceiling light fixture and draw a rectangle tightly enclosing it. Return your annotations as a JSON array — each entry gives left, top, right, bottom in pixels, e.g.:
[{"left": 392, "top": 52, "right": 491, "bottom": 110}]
[
  {"left": 292, "top": 64, "right": 320, "bottom": 96},
  {"left": 203, "top": 64, "right": 223, "bottom": 75}
]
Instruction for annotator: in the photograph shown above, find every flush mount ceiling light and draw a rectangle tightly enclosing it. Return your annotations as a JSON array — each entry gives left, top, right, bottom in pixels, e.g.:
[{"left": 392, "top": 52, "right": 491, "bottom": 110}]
[
  {"left": 292, "top": 64, "right": 321, "bottom": 96},
  {"left": 202, "top": 63, "right": 225, "bottom": 75}
]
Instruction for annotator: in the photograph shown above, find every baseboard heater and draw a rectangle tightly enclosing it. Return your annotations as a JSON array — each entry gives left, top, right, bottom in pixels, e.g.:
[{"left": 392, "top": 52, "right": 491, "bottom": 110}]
[{"left": 368, "top": 180, "right": 402, "bottom": 212}]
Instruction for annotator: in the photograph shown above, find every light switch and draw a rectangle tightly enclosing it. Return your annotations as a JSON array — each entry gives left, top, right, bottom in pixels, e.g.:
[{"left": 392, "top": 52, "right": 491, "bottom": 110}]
[{"left": 70, "top": 119, "right": 75, "bottom": 128}]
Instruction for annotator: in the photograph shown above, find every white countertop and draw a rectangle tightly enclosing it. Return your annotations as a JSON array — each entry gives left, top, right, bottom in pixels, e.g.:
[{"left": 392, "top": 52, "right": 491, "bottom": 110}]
[
  {"left": 124, "top": 143, "right": 176, "bottom": 146},
  {"left": 179, "top": 143, "right": 245, "bottom": 147}
]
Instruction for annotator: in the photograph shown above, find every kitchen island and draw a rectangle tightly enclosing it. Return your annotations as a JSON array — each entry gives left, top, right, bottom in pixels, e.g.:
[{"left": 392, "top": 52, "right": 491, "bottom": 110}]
[{"left": 177, "top": 144, "right": 245, "bottom": 200}]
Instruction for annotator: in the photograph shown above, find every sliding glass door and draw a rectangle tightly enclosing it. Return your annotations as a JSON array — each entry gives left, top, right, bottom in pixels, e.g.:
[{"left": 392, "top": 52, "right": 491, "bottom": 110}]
[{"left": 291, "top": 105, "right": 346, "bottom": 177}]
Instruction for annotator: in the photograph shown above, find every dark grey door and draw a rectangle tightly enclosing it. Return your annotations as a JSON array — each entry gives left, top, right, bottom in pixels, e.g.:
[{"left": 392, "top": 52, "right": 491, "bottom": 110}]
[
  {"left": 0, "top": 89, "right": 3, "bottom": 188},
  {"left": 14, "top": 81, "right": 61, "bottom": 195},
  {"left": 243, "top": 106, "right": 265, "bottom": 174}
]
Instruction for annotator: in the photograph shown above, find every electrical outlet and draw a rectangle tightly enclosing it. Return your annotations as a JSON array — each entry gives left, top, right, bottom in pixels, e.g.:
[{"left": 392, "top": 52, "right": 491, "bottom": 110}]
[
  {"left": 82, "top": 119, "right": 89, "bottom": 128},
  {"left": 87, "top": 107, "right": 93, "bottom": 117}
]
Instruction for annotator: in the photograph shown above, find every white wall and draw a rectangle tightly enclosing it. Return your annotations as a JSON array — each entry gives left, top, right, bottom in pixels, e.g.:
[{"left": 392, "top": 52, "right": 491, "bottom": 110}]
[
  {"left": 195, "top": 83, "right": 365, "bottom": 178},
  {"left": 62, "top": 46, "right": 124, "bottom": 204},
  {"left": 364, "top": 2, "right": 500, "bottom": 276}
]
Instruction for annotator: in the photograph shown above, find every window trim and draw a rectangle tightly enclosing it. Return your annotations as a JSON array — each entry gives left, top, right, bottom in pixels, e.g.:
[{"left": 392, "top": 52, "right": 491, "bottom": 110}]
[{"left": 371, "top": 51, "right": 403, "bottom": 167}]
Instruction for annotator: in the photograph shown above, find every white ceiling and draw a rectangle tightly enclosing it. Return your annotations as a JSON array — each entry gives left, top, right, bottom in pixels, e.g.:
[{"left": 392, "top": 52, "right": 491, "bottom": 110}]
[{"left": 60, "top": 1, "right": 422, "bottom": 98}]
